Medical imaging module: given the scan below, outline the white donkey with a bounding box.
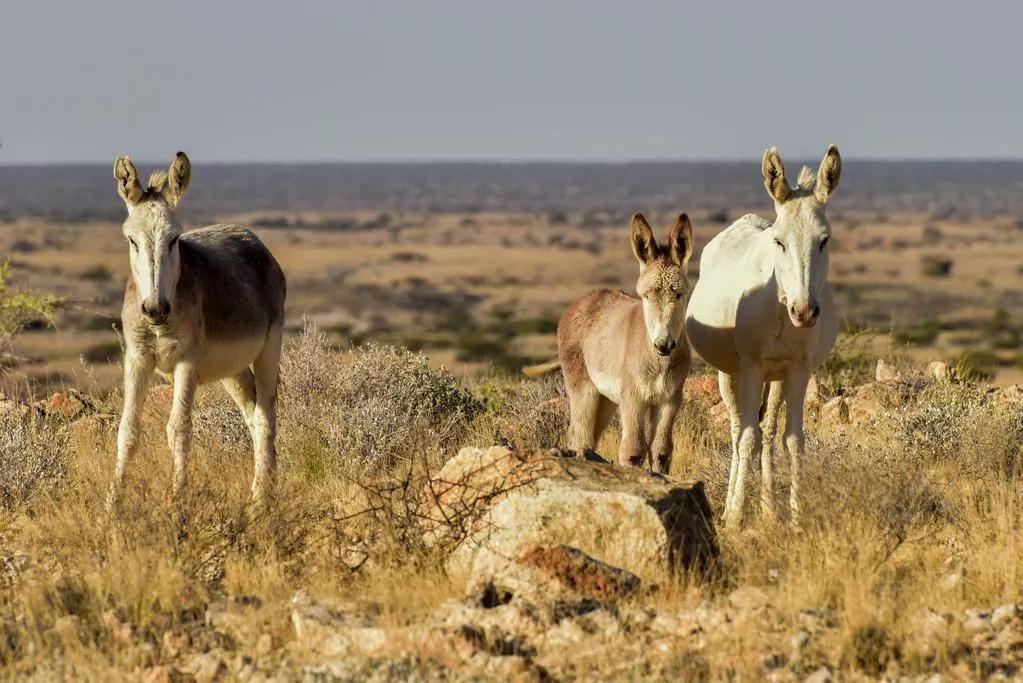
[685,145,841,528]
[109,152,286,508]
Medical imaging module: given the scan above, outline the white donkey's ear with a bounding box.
[815,144,841,203]
[630,212,658,265]
[163,151,191,207]
[762,147,790,203]
[113,156,144,207]
[668,213,694,269]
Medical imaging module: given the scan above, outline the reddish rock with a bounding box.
[517,544,640,602]
[686,374,721,410]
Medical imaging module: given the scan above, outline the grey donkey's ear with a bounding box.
[113,156,144,206]
[762,147,790,203]
[630,213,658,266]
[668,213,694,269]
[814,144,841,203]
[163,152,191,207]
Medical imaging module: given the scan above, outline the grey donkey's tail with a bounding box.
[522,359,561,377]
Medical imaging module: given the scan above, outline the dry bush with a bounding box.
[0,409,69,511]
[469,373,567,449]
[278,325,481,471]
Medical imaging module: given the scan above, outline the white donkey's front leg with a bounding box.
[782,367,811,527]
[759,381,784,521]
[723,361,764,530]
[167,360,198,500]
[109,351,155,511]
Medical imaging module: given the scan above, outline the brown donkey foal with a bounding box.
[526,213,694,472]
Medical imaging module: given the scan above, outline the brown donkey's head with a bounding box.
[113,152,192,324]
[630,212,694,356]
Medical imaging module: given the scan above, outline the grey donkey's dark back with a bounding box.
[178,225,286,341]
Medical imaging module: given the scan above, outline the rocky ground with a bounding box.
[2,356,1023,680]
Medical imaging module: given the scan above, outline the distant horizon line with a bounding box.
[5,156,1023,167]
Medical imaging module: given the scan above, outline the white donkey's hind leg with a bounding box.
[759,381,784,520]
[718,372,741,513]
[168,361,198,500]
[251,326,283,504]
[109,351,155,511]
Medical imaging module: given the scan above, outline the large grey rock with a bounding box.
[423,446,717,594]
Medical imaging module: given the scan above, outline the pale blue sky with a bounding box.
[2,0,1021,163]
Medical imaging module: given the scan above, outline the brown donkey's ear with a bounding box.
[668,213,694,268]
[814,144,841,203]
[163,152,191,207]
[762,147,791,203]
[113,156,144,206]
[630,213,658,265]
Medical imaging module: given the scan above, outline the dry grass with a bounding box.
[0,339,1021,678]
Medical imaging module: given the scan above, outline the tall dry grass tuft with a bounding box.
[0,408,69,512]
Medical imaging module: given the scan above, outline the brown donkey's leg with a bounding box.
[651,393,682,474]
[567,380,602,452]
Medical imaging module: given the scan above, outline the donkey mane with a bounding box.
[796,165,816,191]
[146,170,168,196]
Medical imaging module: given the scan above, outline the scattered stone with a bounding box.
[256,632,274,656]
[927,361,954,383]
[34,390,97,421]
[482,544,641,604]
[875,359,900,382]
[187,652,225,683]
[991,603,1018,630]
[143,666,172,683]
[727,586,769,611]
[962,609,991,635]
[804,666,832,683]
[820,396,849,425]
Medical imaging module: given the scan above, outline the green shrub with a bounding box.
[0,259,59,356]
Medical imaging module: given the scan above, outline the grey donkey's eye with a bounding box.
[169,235,180,249]
[820,236,830,251]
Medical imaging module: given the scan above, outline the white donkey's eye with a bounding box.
[128,238,138,250]
[774,239,786,252]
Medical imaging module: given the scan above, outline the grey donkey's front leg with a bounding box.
[650,394,683,474]
[108,351,155,511]
[167,361,198,500]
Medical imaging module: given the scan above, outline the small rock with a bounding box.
[189,653,224,683]
[728,586,769,611]
[804,666,832,683]
[791,629,811,655]
[144,666,172,683]
[820,396,849,425]
[991,603,1018,629]
[962,609,990,635]
[162,628,191,658]
[875,359,900,382]
[927,361,954,383]
[34,390,94,420]
[805,375,820,404]
[256,632,274,656]
[761,652,786,670]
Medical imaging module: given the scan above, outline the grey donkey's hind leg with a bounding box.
[759,380,784,520]
[222,369,258,446]
[250,326,283,504]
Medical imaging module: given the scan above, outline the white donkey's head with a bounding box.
[630,212,694,356]
[762,145,842,328]
[113,152,192,325]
